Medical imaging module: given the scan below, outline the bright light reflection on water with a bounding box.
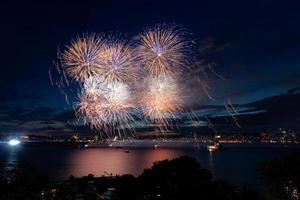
[0,144,299,190]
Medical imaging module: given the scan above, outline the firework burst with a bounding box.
[53,23,212,136]
[104,81,137,134]
[97,39,139,83]
[137,24,191,77]
[76,88,107,130]
[140,76,183,127]
[60,34,104,82]
[76,76,137,134]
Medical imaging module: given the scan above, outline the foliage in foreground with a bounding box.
[257,152,300,200]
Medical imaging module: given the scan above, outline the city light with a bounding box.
[8,139,21,146]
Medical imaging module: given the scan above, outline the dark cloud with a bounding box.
[0,105,73,135]
[0,106,56,123]
[1,88,300,135]
[207,89,300,132]
[30,126,73,134]
[51,110,76,122]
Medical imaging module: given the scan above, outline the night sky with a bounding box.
[1,0,300,135]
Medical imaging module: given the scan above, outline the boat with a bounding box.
[207,142,222,152]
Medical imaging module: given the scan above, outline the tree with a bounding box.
[137,156,263,200]
[257,152,300,200]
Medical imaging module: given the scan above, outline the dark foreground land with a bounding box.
[0,154,299,200]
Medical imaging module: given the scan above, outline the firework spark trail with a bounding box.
[48,69,54,86]
[198,78,215,101]
[224,99,241,128]
[137,24,192,78]
[227,98,238,114]
[185,111,201,128]
[205,116,218,134]
[60,34,105,82]
[50,60,74,106]
[62,69,70,87]
[64,93,70,105]
[207,63,226,81]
